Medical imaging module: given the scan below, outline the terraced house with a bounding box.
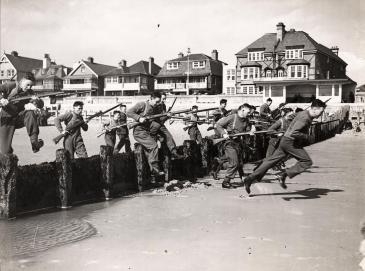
[63,57,116,96]
[103,57,161,96]
[0,51,42,84]
[155,50,225,95]
[32,54,72,93]
[235,22,356,104]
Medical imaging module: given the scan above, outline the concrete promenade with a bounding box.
[0,132,364,271]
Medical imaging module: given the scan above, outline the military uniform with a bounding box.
[186,113,202,144]
[216,113,250,183]
[259,103,271,120]
[245,110,314,186]
[54,111,88,159]
[0,82,42,154]
[103,114,131,154]
[127,101,160,172]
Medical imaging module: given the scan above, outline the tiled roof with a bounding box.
[287,59,310,65]
[236,31,346,65]
[240,61,262,67]
[5,53,42,72]
[83,60,116,76]
[102,61,161,77]
[157,54,224,77]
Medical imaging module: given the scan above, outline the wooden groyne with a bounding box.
[0,107,350,219]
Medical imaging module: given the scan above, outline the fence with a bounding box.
[0,106,350,219]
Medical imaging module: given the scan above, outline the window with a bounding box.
[297,66,302,77]
[0,70,4,77]
[192,61,205,69]
[271,86,283,97]
[318,85,332,96]
[167,62,179,70]
[303,66,307,78]
[7,70,11,76]
[290,66,295,77]
[105,77,111,83]
[285,49,303,59]
[278,70,283,77]
[80,66,85,73]
[266,70,271,78]
[241,85,259,95]
[248,51,264,61]
[289,65,308,78]
[242,68,248,79]
[264,86,270,97]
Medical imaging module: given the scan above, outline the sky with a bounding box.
[1,0,364,85]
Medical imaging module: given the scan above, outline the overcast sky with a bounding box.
[1,0,364,84]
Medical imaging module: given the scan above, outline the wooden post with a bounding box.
[100,145,114,200]
[55,149,72,209]
[0,154,18,219]
[183,140,197,182]
[161,144,171,183]
[134,143,150,192]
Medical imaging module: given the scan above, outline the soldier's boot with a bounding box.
[31,139,44,153]
[275,172,287,189]
[222,177,232,189]
[211,158,222,180]
[243,176,254,194]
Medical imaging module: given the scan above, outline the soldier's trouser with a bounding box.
[115,134,131,154]
[188,127,202,144]
[63,134,88,159]
[224,141,244,179]
[266,137,280,157]
[104,133,116,148]
[249,136,313,181]
[133,126,159,171]
[0,110,39,154]
[158,125,176,152]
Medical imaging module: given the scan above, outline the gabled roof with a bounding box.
[157,53,225,77]
[103,60,161,77]
[236,30,346,65]
[33,65,71,79]
[83,60,116,76]
[5,53,42,72]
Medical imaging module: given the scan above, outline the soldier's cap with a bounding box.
[311,99,327,108]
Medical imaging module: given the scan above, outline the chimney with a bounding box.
[87,57,94,63]
[276,22,286,42]
[43,53,51,69]
[119,59,127,68]
[331,46,339,56]
[11,51,18,57]
[211,49,218,60]
[149,57,154,74]
[178,52,184,58]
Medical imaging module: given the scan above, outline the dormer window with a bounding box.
[248,51,264,61]
[285,49,303,59]
[167,62,179,70]
[192,61,205,69]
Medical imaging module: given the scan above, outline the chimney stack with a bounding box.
[149,57,154,74]
[276,22,286,42]
[43,53,51,69]
[331,46,339,56]
[119,59,127,68]
[211,49,218,60]
[178,52,184,58]
[11,51,18,57]
[87,57,94,63]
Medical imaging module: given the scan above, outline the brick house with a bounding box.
[155,50,226,95]
[235,22,356,104]
[63,57,116,96]
[103,57,161,96]
[0,51,42,84]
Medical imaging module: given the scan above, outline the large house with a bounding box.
[103,57,161,96]
[63,57,116,96]
[0,51,42,84]
[155,50,226,95]
[222,65,237,95]
[32,54,72,93]
[235,22,356,104]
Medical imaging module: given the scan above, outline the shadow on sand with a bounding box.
[251,188,344,201]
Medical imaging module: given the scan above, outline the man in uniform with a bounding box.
[127,92,164,176]
[149,93,183,159]
[215,103,253,188]
[271,102,286,120]
[0,73,44,154]
[185,105,202,144]
[259,98,272,120]
[244,99,327,194]
[117,105,131,153]
[54,101,88,159]
[102,110,130,154]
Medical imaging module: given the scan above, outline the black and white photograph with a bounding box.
[0,0,364,270]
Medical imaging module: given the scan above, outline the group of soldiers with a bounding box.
[0,74,327,195]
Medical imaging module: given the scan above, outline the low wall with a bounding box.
[0,106,350,219]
